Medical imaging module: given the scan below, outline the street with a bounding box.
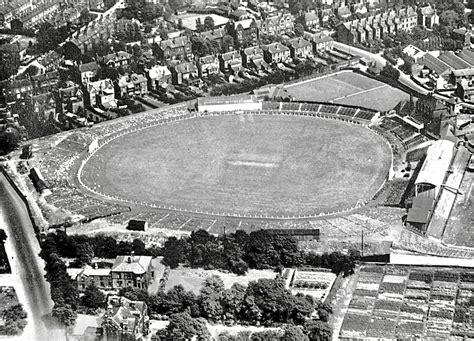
[0,173,64,341]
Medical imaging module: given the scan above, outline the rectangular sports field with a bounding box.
[285,71,409,112]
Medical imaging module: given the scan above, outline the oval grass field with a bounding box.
[81,114,392,217]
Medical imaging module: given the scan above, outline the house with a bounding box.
[67,314,102,341]
[171,62,199,85]
[79,62,98,86]
[417,4,439,29]
[103,51,132,68]
[103,296,149,341]
[32,93,56,121]
[86,79,116,109]
[198,27,226,47]
[287,37,313,59]
[451,68,474,85]
[116,74,148,99]
[197,55,220,78]
[8,78,33,100]
[262,42,290,64]
[336,22,357,45]
[59,82,84,117]
[219,50,243,74]
[147,65,172,90]
[156,36,193,63]
[31,71,59,95]
[110,254,154,290]
[259,12,294,37]
[76,267,112,291]
[452,28,474,46]
[403,44,426,64]
[310,33,334,52]
[299,11,320,32]
[227,19,259,47]
[396,6,417,33]
[241,46,267,70]
[456,79,474,103]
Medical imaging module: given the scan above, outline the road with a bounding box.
[0,172,64,341]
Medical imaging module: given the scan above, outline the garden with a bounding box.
[339,266,474,339]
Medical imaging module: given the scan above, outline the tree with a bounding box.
[204,16,215,31]
[283,324,309,341]
[2,304,27,335]
[198,275,225,321]
[380,63,400,81]
[222,35,235,52]
[62,42,82,62]
[0,49,20,81]
[305,320,332,341]
[52,304,77,327]
[168,0,184,10]
[440,10,459,29]
[0,229,6,243]
[81,284,106,309]
[163,237,188,268]
[158,312,210,340]
[79,9,92,25]
[23,64,39,77]
[118,287,148,302]
[295,23,305,37]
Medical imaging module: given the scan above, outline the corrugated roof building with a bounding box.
[415,139,455,199]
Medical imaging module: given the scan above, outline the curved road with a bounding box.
[0,173,64,341]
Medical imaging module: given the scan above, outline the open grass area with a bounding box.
[81,114,392,218]
[164,268,278,294]
[285,71,409,112]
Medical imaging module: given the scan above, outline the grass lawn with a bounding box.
[82,114,391,218]
[164,268,278,294]
[285,71,409,112]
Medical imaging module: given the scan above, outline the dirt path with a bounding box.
[328,266,360,340]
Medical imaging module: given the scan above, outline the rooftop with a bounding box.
[111,255,152,275]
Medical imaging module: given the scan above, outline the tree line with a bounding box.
[163,229,359,277]
[117,275,333,340]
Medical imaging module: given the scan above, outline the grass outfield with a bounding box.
[81,114,392,217]
[285,72,409,112]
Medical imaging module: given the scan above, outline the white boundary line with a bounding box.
[76,109,394,220]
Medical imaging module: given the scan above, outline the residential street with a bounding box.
[0,173,64,341]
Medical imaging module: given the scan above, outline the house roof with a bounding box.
[221,50,241,61]
[199,55,218,64]
[160,36,189,50]
[243,46,263,56]
[419,5,436,17]
[70,314,101,337]
[415,139,455,190]
[452,68,474,77]
[407,206,431,224]
[111,255,152,274]
[420,53,452,75]
[79,62,98,74]
[288,38,312,49]
[199,27,225,41]
[457,49,474,66]
[438,51,471,70]
[104,51,131,64]
[263,42,290,54]
[149,65,171,80]
[174,62,197,74]
[82,268,111,277]
[304,11,319,22]
[235,18,255,30]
